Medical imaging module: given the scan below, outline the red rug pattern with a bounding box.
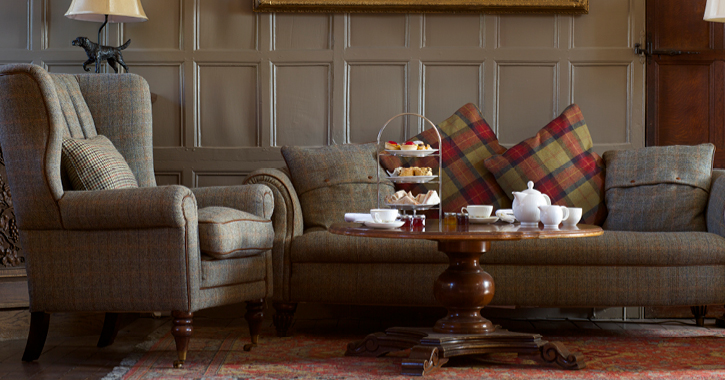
[119,324,725,379]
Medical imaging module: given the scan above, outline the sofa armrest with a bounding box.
[59,185,195,230]
[244,168,303,302]
[192,184,274,219]
[707,170,725,238]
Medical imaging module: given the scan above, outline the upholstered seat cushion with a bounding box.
[198,206,274,260]
[201,253,269,289]
[291,230,725,267]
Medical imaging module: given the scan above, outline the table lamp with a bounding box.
[65,0,148,73]
[705,0,725,22]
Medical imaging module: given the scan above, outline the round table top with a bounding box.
[329,222,603,242]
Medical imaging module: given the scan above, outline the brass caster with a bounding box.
[243,343,256,351]
[173,360,184,368]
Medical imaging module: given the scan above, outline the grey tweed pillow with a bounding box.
[603,144,715,232]
[61,135,139,190]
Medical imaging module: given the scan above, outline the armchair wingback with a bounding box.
[0,64,274,368]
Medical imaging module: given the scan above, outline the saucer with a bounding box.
[364,220,405,229]
[469,216,499,224]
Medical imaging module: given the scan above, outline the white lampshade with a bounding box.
[65,0,147,23]
[705,0,725,22]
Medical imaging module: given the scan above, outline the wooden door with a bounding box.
[646,0,725,167]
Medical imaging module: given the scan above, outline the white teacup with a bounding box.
[370,209,399,223]
[562,207,583,226]
[538,205,569,227]
[461,205,493,218]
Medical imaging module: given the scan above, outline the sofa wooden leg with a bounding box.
[97,312,121,348]
[171,311,193,368]
[244,299,265,351]
[691,305,708,327]
[22,312,50,362]
[273,302,297,337]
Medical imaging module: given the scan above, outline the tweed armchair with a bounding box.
[0,64,274,368]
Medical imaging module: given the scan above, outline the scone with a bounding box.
[400,167,415,176]
[385,141,400,150]
[400,141,418,151]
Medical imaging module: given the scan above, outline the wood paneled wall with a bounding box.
[0,0,644,188]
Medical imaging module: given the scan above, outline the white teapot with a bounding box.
[512,181,551,227]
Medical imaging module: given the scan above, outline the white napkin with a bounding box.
[496,209,516,224]
[344,213,373,223]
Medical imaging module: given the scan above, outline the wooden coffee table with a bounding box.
[329,221,603,376]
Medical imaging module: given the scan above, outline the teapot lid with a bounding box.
[520,181,541,195]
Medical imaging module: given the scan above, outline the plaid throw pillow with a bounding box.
[61,135,139,190]
[379,103,510,213]
[483,104,607,225]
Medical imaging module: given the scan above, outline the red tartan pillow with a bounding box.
[483,104,607,225]
[379,103,511,213]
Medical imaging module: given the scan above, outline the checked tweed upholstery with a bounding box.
[484,104,606,225]
[603,144,715,232]
[379,103,510,213]
[281,143,394,230]
[61,135,139,190]
[0,63,273,314]
[198,207,274,260]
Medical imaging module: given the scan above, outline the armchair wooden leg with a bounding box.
[244,299,265,351]
[22,312,50,362]
[171,311,193,368]
[691,305,708,327]
[97,313,121,348]
[273,302,297,337]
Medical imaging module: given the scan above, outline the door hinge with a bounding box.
[634,35,701,58]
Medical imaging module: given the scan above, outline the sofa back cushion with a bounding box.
[282,143,394,230]
[603,144,715,232]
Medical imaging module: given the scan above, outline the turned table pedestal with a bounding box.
[329,222,603,376]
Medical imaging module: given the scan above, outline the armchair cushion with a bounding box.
[198,207,274,260]
[61,135,138,190]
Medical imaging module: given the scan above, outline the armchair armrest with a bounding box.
[707,170,725,238]
[244,168,303,302]
[191,184,274,219]
[59,185,195,230]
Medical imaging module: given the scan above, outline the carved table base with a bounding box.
[346,327,584,376]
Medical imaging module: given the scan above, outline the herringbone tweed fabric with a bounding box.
[198,206,274,259]
[707,170,725,238]
[282,143,394,230]
[61,135,139,190]
[0,63,273,314]
[603,144,715,232]
[245,168,304,301]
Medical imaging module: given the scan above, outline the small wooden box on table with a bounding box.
[329,222,603,376]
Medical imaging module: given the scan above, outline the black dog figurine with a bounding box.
[71,37,131,74]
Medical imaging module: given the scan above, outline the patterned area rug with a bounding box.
[108,322,725,380]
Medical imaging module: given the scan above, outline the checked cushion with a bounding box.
[379,103,511,213]
[483,104,607,225]
[61,135,139,191]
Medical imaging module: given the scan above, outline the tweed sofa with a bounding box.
[245,156,725,336]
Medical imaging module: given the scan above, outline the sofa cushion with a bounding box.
[379,103,511,212]
[61,135,139,190]
[484,104,606,225]
[198,206,274,259]
[292,230,725,267]
[282,143,394,230]
[603,144,715,232]
[200,253,268,289]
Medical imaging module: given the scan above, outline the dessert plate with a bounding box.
[387,175,437,183]
[385,202,439,211]
[364,220,405,229]
[385,149,438,157]
[469,216,499,224]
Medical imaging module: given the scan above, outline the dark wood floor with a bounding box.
[0,304,718,380]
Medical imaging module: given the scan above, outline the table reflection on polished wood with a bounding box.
[329,221,603,376]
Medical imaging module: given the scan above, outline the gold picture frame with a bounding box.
[253,0,588,14]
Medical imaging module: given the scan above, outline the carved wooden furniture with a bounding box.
[0,64,274,368]
[329,222,602,376]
